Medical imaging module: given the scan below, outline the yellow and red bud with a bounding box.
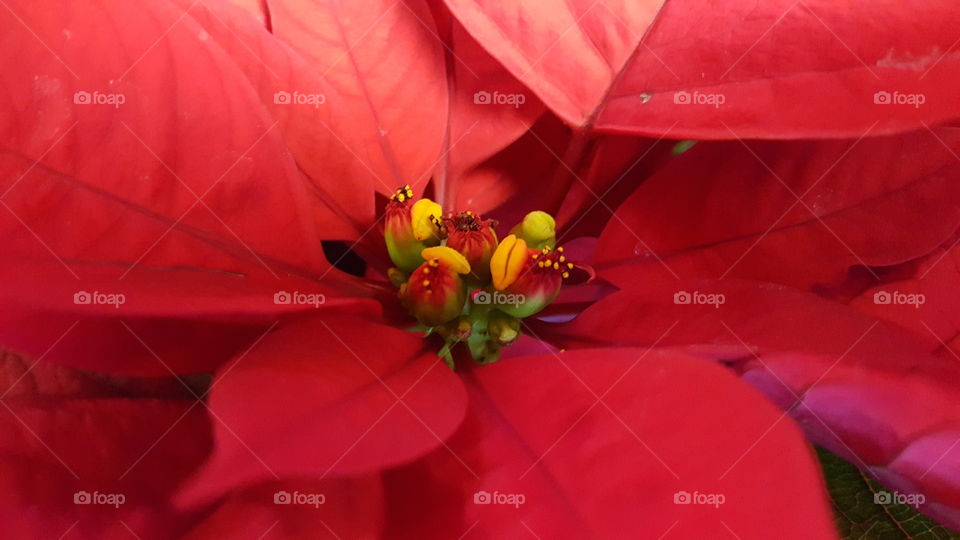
[385,186,443,271]
[401,246,470,327]
[442,211,498,282]
[488,235,569,318]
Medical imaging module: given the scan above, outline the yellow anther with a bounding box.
[559,255,566,263]
[421,246,471,274]
[392,185,416,203]
[411,198,442,241]
[490,234,528,290]
[567,262,574,269]
[562,272,570,278]
[553,262,560,270]
[422,267,430,274]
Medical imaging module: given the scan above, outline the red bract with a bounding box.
[595,130,960,288]
[0,349,211,538]
[2,0,959,537]
[444,0,960,138]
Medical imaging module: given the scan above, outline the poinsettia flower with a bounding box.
[3,0,960,537]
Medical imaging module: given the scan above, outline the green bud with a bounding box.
[509,210,555,250]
